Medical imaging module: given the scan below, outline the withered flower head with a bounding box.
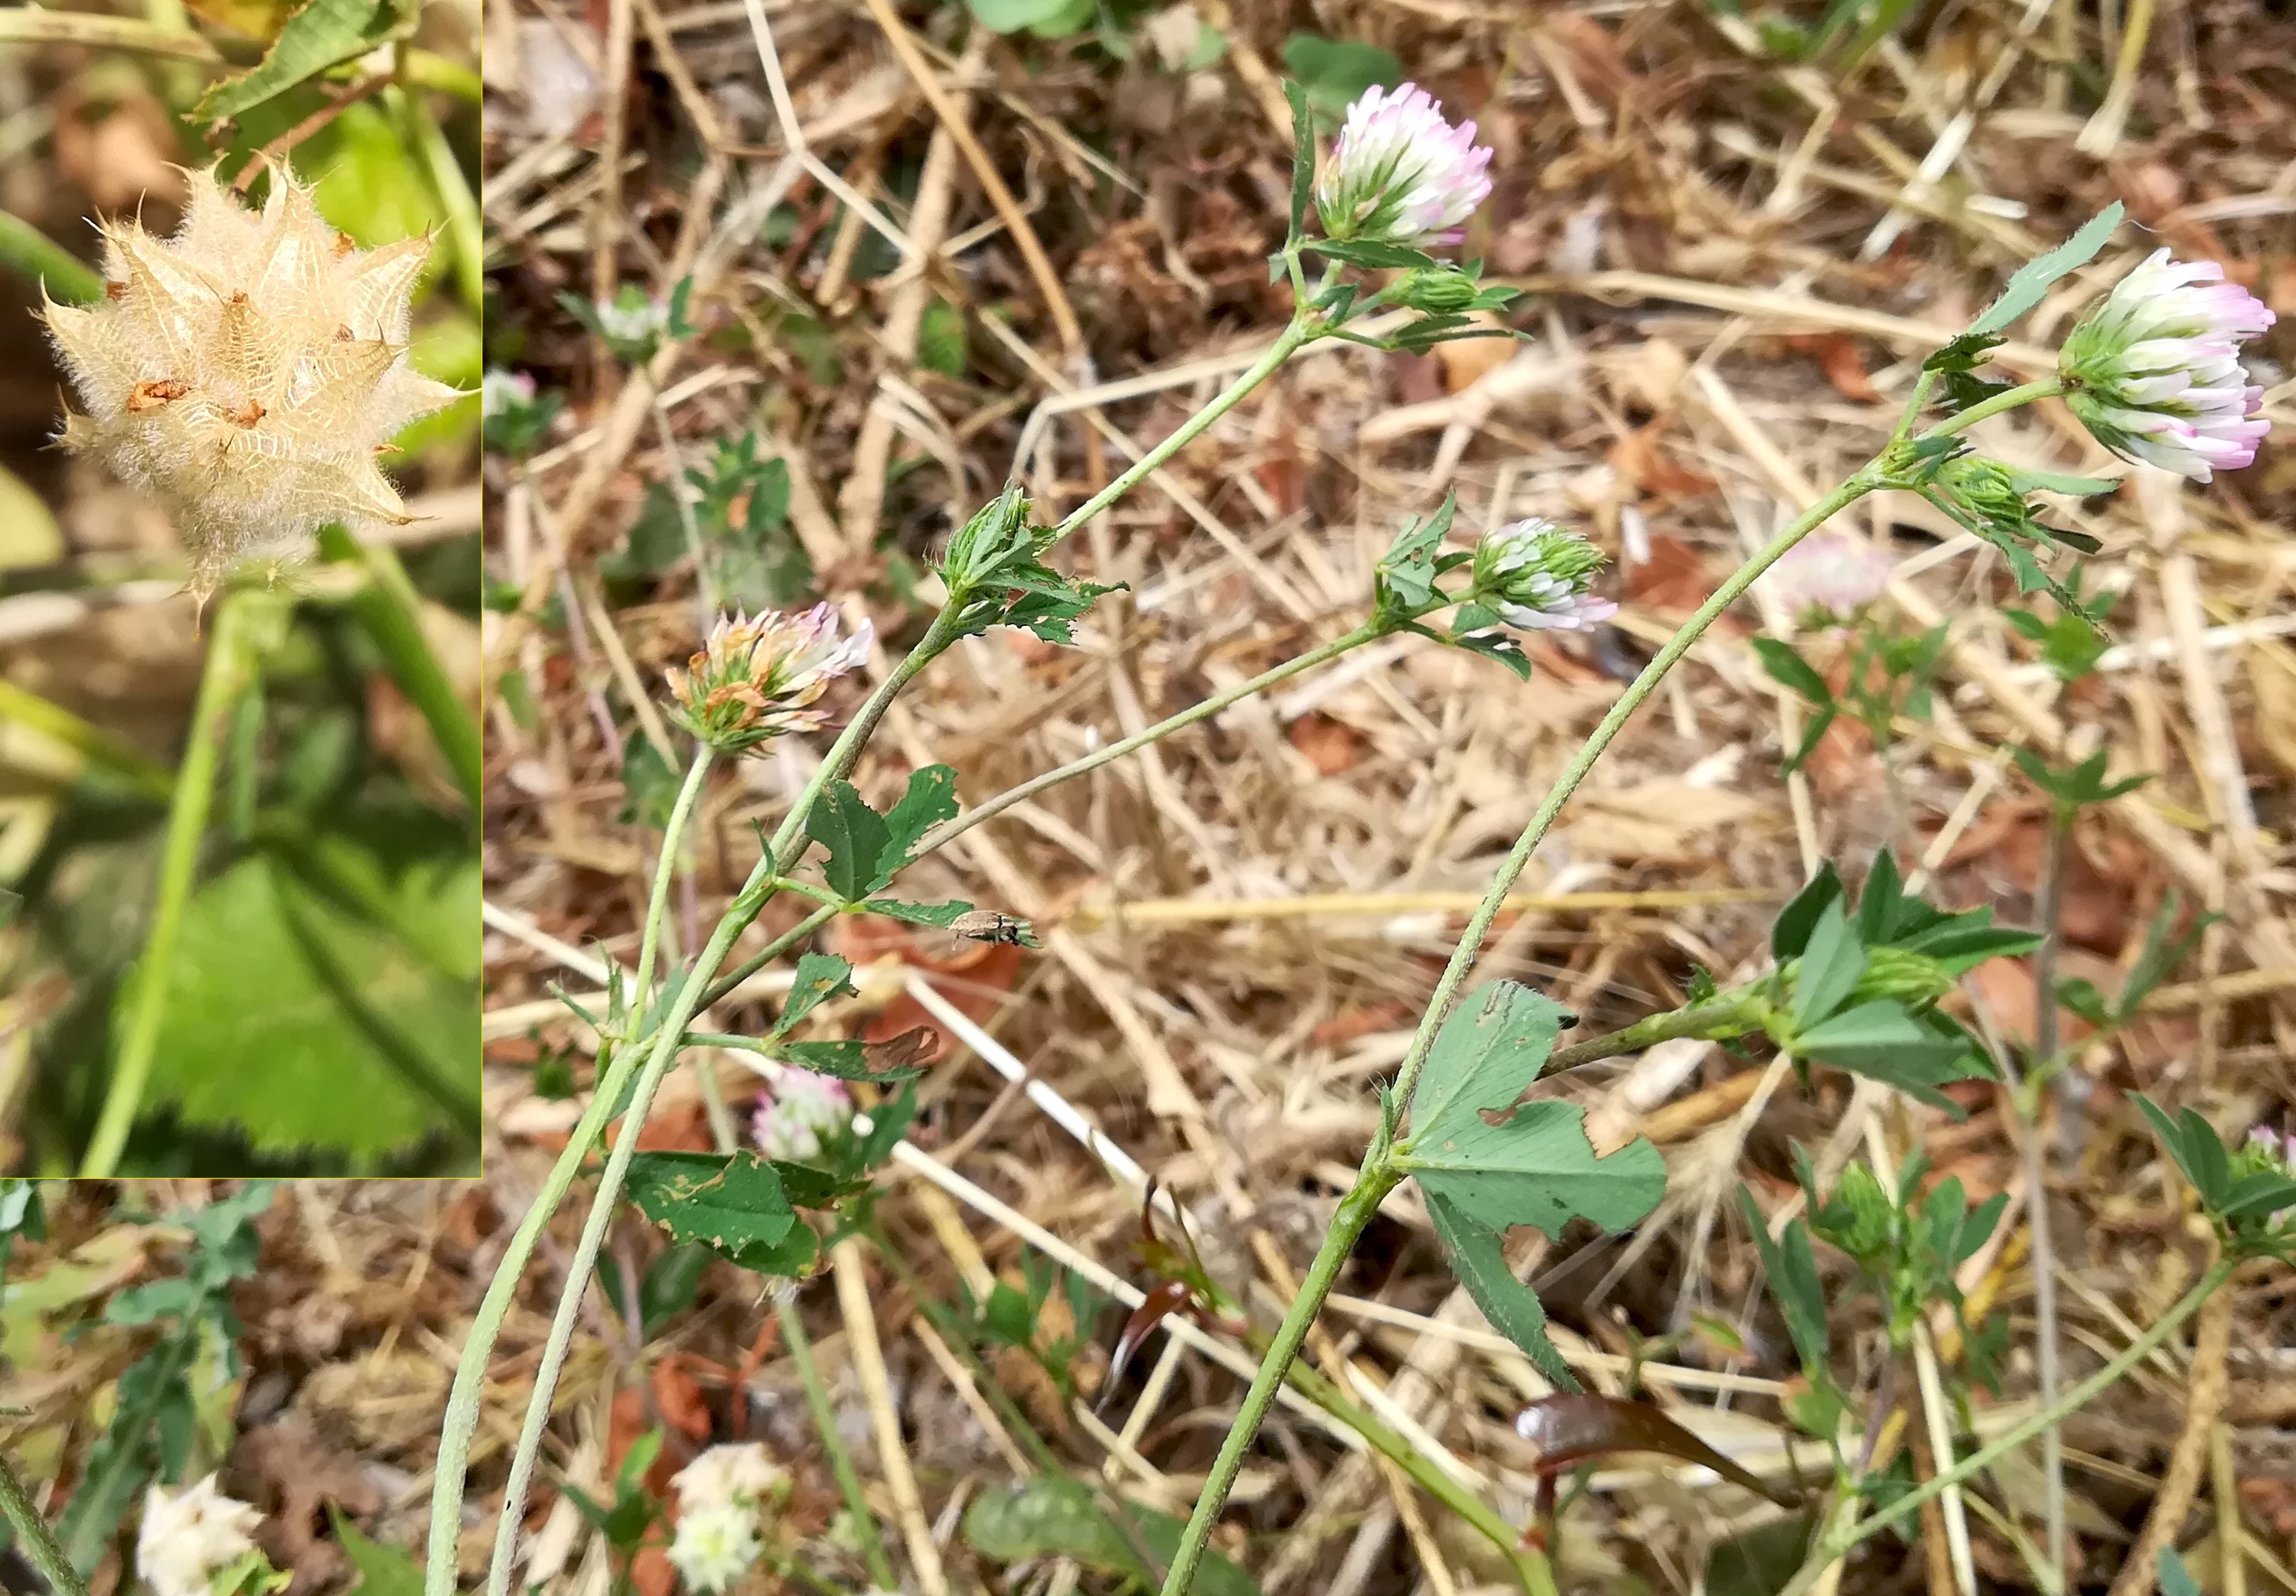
[664,602,874,754]
[41,162,465,591]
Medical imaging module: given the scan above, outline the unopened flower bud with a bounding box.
[2059,248,2274,481]
[1394,265,1480,312]
[664,603,873,754]
[1316,83,1493,248]
[940,485,1039,595]
[41,164,462,592]
[1468,519,1616,633]
[1848,945,1954,1008]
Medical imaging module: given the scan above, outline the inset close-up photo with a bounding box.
[0,0,482,1174]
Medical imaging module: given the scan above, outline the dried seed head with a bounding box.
[41,163,464,592]
[664,602,874,754]
[137,1475,263,1596]
[667,1502,765,1593]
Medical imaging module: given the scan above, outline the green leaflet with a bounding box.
[195,0,419,125]
[146,850,478,1164]
[1400,982,1666,1238]
[624,1151,818,1277]
[1397,981,1666,1382]
[964,1476,1259,1596]
[328,1509,422,1596]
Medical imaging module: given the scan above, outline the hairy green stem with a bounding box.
[1541,993,1767,1075]
[465,612,965,1596]
[0,1451,86,1596]
[919,616,1393,855]
[1917,378,2063,442]
[320,527,484,810]
[1779,1257,2236,1596]
[0,679,172,800]
[776,1295,900,1591]
[421,907,830,1594]
[2029,807,2069,1578]
[80,591,254,1177]
[482,894,823,1596]
[1155,466,1883,1596]
[455,750,719,1593]
[631,754,714,1017]
[1049,315,1316,546]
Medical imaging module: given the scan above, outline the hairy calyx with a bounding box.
[42,163,462,591]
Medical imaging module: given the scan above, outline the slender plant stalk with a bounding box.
[920,617,1391,854]
[394,78,484,313]
[1778,1258,2236,1596]
[80,591,254,1177]
[0,680,173,800]
[775,1295,900,1591]
[0,212,103,305]
[422,907,831,1594]
[2029,806,2069,1578]
[454,613,965,1596]
[320,526,483,809]
[1541,993,1766,1074]
[1049,314,1316,546]
[0,8,225,60]
[1153,465,1885,1596]
[1275,1351,1557,1594]
[0,1451,87,1596]
[631,754,714,1010]
[1919,379,2063,441]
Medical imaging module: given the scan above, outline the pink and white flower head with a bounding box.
[137,1475,263,1596]
[481,366,536,419]
[2059,248,2275,482]
[1469,518,1616,633]
[1315,83,1493,248]
[2249,1125,2296,1175]
[2244,1125,2296,1226]
[1762,531,1896,624]
[752,1068,854,1162]
[665,602,873,754]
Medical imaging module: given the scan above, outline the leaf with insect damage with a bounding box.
[624,1151,817,1276]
